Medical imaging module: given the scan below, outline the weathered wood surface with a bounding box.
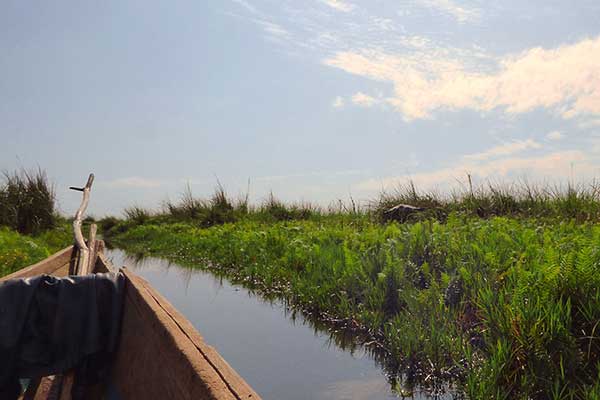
[70,174,94,275]
[83,223,98,275]
[6,248,75,400]
[0,246,75,282]
[22,375,62,400]
[111,268,260,400]
[5,244,98,400]
[93,248,112,273]
[7,245,261,400]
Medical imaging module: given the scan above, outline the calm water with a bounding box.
[106,249,445,400]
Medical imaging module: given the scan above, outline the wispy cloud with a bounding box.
[357,150,591,192]
[355,135,599,193]
[226,1,290,42]
[258,20,290,39]
[225,2,600,126]
[463,139,542,161]
[546,131,565,141]
[351,92,378,107]
[417,0,480,23]
[332,96,345,108]
[230,0,258,14]
[325,36,600,120]
[578,118,600,129]
[320,0,355,13]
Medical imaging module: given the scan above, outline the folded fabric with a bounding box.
[0,272,125,399]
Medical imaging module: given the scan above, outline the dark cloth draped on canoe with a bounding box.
[0,272,125,399]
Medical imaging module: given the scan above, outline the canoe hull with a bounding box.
[1,246,76,281]
[2,246,260,400]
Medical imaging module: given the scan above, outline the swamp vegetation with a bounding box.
[103,182,600,399]
[2,169,600,398]
[0,170,72,275]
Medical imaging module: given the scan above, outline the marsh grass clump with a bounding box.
[203,183,237,226]
[375,179,600,223]
[98,216,119,233]
[154,185,322,228]
[124,205,153,225]
[163,183,248,227]
[258,193,320,222]
[0,169,57,234]
[166,184,209,220]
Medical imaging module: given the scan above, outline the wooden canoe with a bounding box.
[1,244,261,400]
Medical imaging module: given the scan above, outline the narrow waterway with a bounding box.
[106,249,448,400]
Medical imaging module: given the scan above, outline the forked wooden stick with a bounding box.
[70,174,94,275]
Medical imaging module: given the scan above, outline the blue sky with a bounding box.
[1,1,600,216]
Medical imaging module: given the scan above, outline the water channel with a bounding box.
[106,249,450,400]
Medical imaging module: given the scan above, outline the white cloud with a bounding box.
[230,0,258,15]
[257,20,290,39]
[578,118,600,129]
[357,150,590,192]
[351,92,377,107]
[417,0,480,23]
[320,0,355,13]
[463,139,542,161]
[324,36,600,121]
[546,131,565,141]
[332,96,345,108]
[225,3,291,43]
[103,177,163,189]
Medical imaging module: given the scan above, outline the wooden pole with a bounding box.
[84,223,98,275]
[70,174,94,275]
[52,174,96,399]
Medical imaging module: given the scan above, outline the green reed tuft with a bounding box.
[0,169,57,234]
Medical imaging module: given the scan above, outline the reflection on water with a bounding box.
[106,249,454,400]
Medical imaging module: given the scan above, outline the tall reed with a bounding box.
[0,169,56,234]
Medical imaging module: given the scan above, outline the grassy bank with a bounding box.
[0,169,73,276]
[0,169,57,235]
[109,214,600,399]
[0,224,72,276]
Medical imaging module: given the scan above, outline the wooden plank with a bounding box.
[113,270,237,400]
[92,242,112,274]
[83,224,97,275]
[57,375,73,400]
[23,375,62,400]
[8,244,104,400]
[22,377,41,400]
[1,246,75,282]
[52,264,71,278]
[137,276,259,400]
[10,247,75,400]
[111,269,260,400]
[6,246,260,400]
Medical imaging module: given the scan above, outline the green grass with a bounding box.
[0,224,73,277]
[0,168,71,276]
[373,179,600,223]
[104,179,600,237]
[106,183,364,233]
[109,215,600,399]
[0,169,57,234]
